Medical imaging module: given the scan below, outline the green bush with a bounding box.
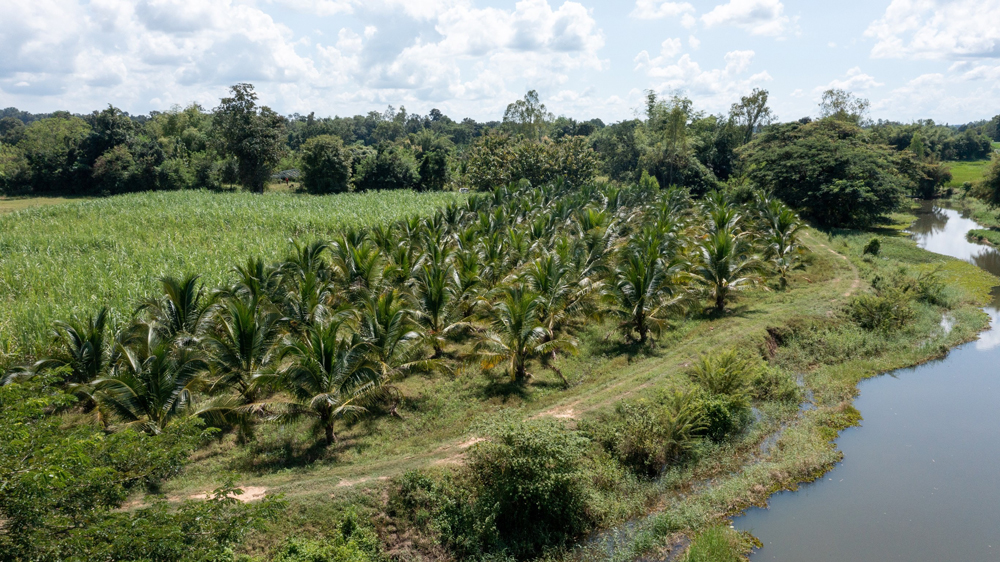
[465,417,592,559]
[272,511,383,562]
[863,237,881,256]
[847,277,915,331]
[588,390,705,477]
[750,366,801,403]
[301,135,352,194]
[688,350,754,396]
[696,394,752,443]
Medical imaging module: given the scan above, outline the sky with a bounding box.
[2,0,1000,124]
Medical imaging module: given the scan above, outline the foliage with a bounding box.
[271,511,384,562]
[972,155,1000,207]
[863,237,881,256]
[742,119,907,228]
[818,88,870,125]
[301,135,352,194]
[0,376,282,561]
[464,416,592,559]
[587,391,705,477]
[352,143,420,192]
[213,83,286,193]
[502,90,552,141]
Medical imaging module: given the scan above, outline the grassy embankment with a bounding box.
[139,210,994,560]
[0,189,461,366]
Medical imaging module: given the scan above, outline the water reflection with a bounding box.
[734,201,1000,561]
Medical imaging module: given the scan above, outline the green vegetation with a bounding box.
[0,189,460,362]
[5,90,1000,562]
[945,159,992,187]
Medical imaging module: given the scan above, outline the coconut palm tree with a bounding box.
[138,274,212,344]
[474,285,576,384]
[411,262,468,358]
[693,228,762,312]
[256,321,383,445]
[761,199,805,288]
[93,324,206,433]
[204,294,283,403]
[603,241,688,344]
[23,307,111,386]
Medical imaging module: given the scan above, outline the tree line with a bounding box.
[2,85,996,222]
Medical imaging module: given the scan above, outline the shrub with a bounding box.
[272,511,384,562]
[465,416,592,559]
[847,287,913,331]
[863,237,881,256]
[750,366,801,403]
[696,394,752,442]
[301,135,352,194]
[588,390,705,477]
[688,350,755,397]
[353,144,419,192]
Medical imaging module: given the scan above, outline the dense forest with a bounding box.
[2,84,997,227]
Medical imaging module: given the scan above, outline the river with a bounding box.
[733,202,1000,561]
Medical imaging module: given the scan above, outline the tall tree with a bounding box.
[213,83,285,193]
[819,88,870,126]
[503,90,553,140]
[729,88,774,145]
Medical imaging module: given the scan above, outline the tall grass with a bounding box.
[945,159,991,187]
[0,189,460,361]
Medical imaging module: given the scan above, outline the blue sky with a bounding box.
[2,0,999,124]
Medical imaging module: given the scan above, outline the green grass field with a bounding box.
[0,189,461,363]
[945,159,992,187]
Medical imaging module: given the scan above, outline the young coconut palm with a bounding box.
[693,228,762,312]
[411,262,468,358]
[761,199,806,289]
[603,241,688,344]
[256,321,383,445]
[138,274,212,344]
[474,285,577,384]
[205,294,283,403]
[17,307,111,387]
[93,323,206,434]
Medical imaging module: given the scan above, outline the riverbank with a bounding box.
[598,208,997,561]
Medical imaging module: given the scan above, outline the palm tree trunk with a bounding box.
[325,422,337,445]
[715,288,726,311]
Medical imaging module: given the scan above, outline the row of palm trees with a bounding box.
[4,179,805,446]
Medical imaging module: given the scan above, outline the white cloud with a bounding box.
[0,0,608,119]
[701,0,791,37]
[817,67,884,93]
[636,47,772,111]
[866,0,1000,59]
[630,0,695,20]
[688,35,701,50]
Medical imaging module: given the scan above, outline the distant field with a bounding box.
[0,196,95,213]
[0,189,460,362]
[993,141,1000,150]
[945,160,992,187]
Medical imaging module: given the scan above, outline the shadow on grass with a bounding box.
[475,378,530,402]
[227,432,332,475]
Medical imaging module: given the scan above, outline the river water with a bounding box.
[733,202,1000,561]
